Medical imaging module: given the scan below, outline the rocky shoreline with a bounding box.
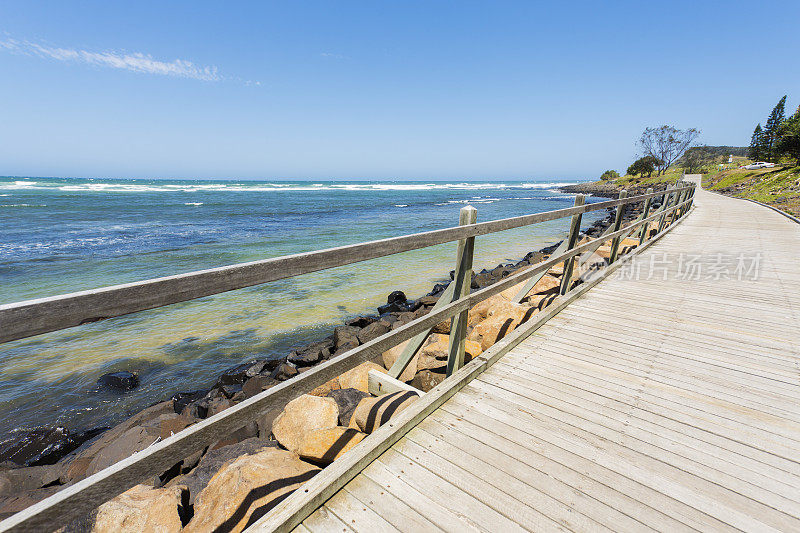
[560,180,670,198]
[0,201,650,531]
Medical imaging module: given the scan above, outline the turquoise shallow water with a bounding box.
[0,177,604,439]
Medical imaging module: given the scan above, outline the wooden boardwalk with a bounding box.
[285,183,800,532]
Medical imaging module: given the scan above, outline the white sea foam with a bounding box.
[184,202,204,206]
[394,204,409,208]
[0,179,581,193]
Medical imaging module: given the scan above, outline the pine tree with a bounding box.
[763,95,787,162]
[749,123,763,161]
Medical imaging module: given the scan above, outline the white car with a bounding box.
[743,162,775,170]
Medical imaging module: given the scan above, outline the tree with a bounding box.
[638,126,700,175]
[681,146,714,173]
[775,105,800,165]
[600,170,620,180]
[626,156,659,178]
[763,95,787,162]
[749,124,764,161]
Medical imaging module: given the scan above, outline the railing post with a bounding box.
[446,205,477,377]
[638,188,654,245]
[669,188,686,224]
[559,194,585,295]
[609,190,628,264]
[657,186,673,234]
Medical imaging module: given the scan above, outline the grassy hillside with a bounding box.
[702,165,800,217]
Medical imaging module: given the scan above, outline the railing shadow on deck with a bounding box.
[0,182,696,533]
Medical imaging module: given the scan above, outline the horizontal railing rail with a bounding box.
[0,184,695,533]
[0,187,684,345]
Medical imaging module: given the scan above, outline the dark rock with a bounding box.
[261,355,287,373]
[387,290,407,304]
[428,282,449,296]
[0,485,62,521]
[217,360,267,386]
[97,371,139,392]
[171,390,209,415]
[211,383,242,400]
[326,388,370,426]
[333,326,361,352]
[180,438,278,504]
[287,338,333,367]
[472,270,496,288]
[417,295,439,307]
[242,375,278,398]
[0,463,64,497]
[356,321,391,344]
[0,426,105,467]
[269,362,299,381]
[346,316,376,328]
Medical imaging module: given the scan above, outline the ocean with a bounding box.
[0,177,604,440]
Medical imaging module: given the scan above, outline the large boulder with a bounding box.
[356,321,391,344]
[381,339,417,382]
[297,427,367,465]
[170,390,208,414]
[338,362,387,393]
[0,463,64,497]
[468,301,534,351]
[269,362,298,382]
[242,375,278,398]
[97,371,139,392]
[499,274,560,301]
[467,294,509,327]
[179,438,277,504]
[410,369,446,392]
[326,388,369,426]
[352,390,420,434]
[92,484,186,533]
[333,326,361,353]
[271,395,339,453]
[0,426,105,467]
[287,338,334,367]
[185,448,319,533]
[217,361,267,387]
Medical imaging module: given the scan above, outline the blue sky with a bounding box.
[1,1,798,180]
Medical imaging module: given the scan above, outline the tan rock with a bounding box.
[93,484,185,533]
[353,390,420,433]
[526,293,557,310]
[186,448,319,533]
[468,294,508,326]
[271,395,338,453]
[410,369,446,392]
[308,376,341,397]
[499,273,560,301]
[381,339,417,382]
[297,426,367,464]
[338,362,386,393]
[468,311,526,351]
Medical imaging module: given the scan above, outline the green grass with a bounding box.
[702,165,800,216]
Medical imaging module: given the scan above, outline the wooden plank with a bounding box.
[558,194,585,295]
[608,189,628,263]
[367,370,421,397]
[447,206,477,376]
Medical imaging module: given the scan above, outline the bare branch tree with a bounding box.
[638,126,700,175]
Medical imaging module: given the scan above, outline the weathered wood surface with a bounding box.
[1,190,680,345]
[282,179,800,532]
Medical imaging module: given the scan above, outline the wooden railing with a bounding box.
[0,182,696,532]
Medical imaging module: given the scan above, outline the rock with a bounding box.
[468,311,528,351]
[0,426,105,467]
[416,295,439,307]
[180,438,278,504]
[356,321,391,344]
[338,362,387,393]
[387,290,407,304]
[186,448,319,533]
[288,339,334,367]
[333,326,361,353]
[211,383,243,400]
[526,293,558,310]
[428,282,449,296]
[308,376,341,397]
[432,319,451,334]
[326,388,370,426]
[205,397,235,418]
[271,395,339,453]
[346,316,376,328]
[0,463,64,497]
[269,362,298,381]
[93,484,186,533]
[242,375,278,398]
[297,427,367,465]
[158,414,194,440]
[0,485,61,521]
[170,390,208,415]
[97,371,139,392]
[467,294,509,327]
[499,274,560,300]
[352,390,420,433]
[210,422,260,451]
[472,270,496,288]
[63,402,174,482]
[411,370,446,392]
[381,339,417,382]
[217,361,266,386]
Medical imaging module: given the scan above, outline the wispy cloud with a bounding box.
[320,52,349,60]
[1,38,222,81]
